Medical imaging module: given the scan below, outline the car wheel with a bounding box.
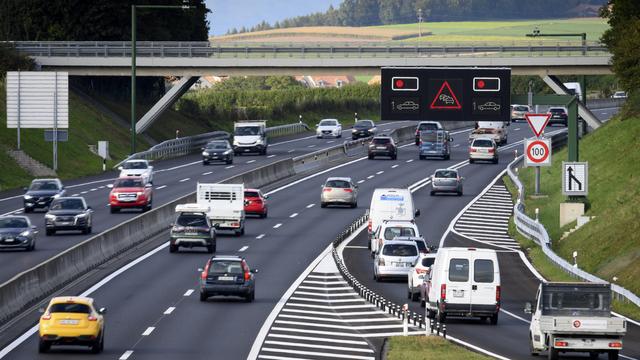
[169,244,178,253]
[392,154,397,160]
[320,202,327,208]
[437,308,446,324]
[493,157,499,164]
[445,154,450,160]
[85,226,92,234]
[430,191,435,196]
[608,350,619,360]
[46,229,54,236]
[489,312,499,325]
[38,339,50,353]
[202,161,209,165]
[457,191,463,196]
[24,207,32,213]
[411,291,420,302]
[207,243,214,254]
[110,207,119,214]
[246,291,255,303]
[419,155,425,160]
[28,241,35,251]
[226,159,233,165]
[469,158,475,164]
[337,134,342,138]
[368,154,374,160]
[91,334,102,354]
[199,292,207,302]
[351,201,357,208]
[529,333,539,356]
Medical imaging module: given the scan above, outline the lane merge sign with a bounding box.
[562,162,588,196]
[525,137,552,167]
[525,113,551,137]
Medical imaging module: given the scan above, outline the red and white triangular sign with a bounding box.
[430,81,462,110]
[525,113,551,137]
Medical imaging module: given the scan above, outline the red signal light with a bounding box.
[395,79,405,88]
[477,80,485,89]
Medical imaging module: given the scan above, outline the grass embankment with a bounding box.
[386,336,492,360]
[501,116,640,320]
[212,26,420,43]
[0,81,147,191]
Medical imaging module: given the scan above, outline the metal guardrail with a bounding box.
[265,122,310,137]
[506,144,640,307]
[9,40,610,58]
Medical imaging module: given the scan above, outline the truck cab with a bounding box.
[233,121,268,155]
[525,282,626,360]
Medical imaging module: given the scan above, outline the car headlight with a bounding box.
[136,192,143,196]
[23,195,32,200]
[45,214,56,220]
[52,194,61,199]
[76,213,87,218]
[223,150,232,155]
[255,138,263,145]
[20,230,30,237]
[202,151,209,156]
[352,129,357,133]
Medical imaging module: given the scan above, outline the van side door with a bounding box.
[469,256,498,313]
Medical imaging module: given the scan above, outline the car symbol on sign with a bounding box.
[397,101,420,111]
[478,101,501,111]
[439,94,455,105]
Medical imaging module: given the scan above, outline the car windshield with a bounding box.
[549,108,566,114]
[418,123,438,131]
[50,199,84,210]
[514,106,529,111]
[384,227,416,240]
[319,120,337,126]
[382,244,418,257]
[207,142,229,150]
[114,178,144,188]
[176,214,207,227]
[421,257,435,267]
[413,240,427,253]
[29,181,60,191]
[472,139,494,148]
[244,191,260,198]
[208,260,244,275]
[235,126,261,136]
[355,121,373,128]
[49,303,91,314]
[435,170,457,179]
[541,287,611,316]
[122,161,147,170]
[0,218,28,228]
[373,138,391,145]
[474,128,496,134]
[325,180,351,188]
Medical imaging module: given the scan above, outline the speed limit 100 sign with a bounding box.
[525,138,552,167]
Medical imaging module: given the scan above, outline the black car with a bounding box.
[202,140,233,165]
[45,197,93,236]
[23,178,65,213]
[0,216,37,251]
[351,120,377,140]
[199,255,257,302]
[368,136,397,160]
[548,107,568,126]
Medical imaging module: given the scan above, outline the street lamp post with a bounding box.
[131,3,193,154]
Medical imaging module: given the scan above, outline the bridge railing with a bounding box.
[9,40,609,58]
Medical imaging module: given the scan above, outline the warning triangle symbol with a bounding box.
[430,81,462,110]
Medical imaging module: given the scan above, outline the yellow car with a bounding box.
[38,296,106,353]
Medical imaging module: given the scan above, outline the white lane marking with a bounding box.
[514,127,521,131]
[287,149,295,153]
[453,144,460,147]
[225,165,235,169]
[179,178,190,182]
[202,171,213,175]
[71,193,80,197]
[357,180,365,184]
[263,340,374,354]
[154,160,200,173]
[406,159,413,163]
[90,188,97,191]
[289,213,298,218]
[119,350,134,360]
[81,191,88,194]
[183,289,194,297]
[256,234,265,240]
[391,164,399,168]
[259,347,375,359]
[366,175,374,179]
[164,307,175,315]
[247,160,256,164]
[344,245,368,249]
[296,286,353,291]
[273,223,282,229]
[141,327,155,336]
[156,185,167,190]
[98,186,105,189]
[239,246,249,252]
[266,335,368,346]
[267,155,276,158]
[308,145,316,148]
[327,140,335,144]
[306,204,315,209]
[376,171,384,175]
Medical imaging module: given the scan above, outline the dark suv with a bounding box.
[202,140,233,165]
[45,197,93,236]
[199,255,257,302]
[351,120,377,140]
[547,107,568,126]
[23,178,65,213]
[170,206,216,253]
[368,136,397,160]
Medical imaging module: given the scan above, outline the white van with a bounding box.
[424,247,500,324]
[368,188,420,253]
[563,82,583,102]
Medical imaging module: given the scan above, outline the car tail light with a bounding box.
[41,314,51,320]
[231,222,239,227]
[378,257,385,266]
[88,315,98,321]
[323,188,332,192]
[368,219,372,233]
[416,268,429,274]
[343,188,353,193]
[440,284,446,301]
[470,147,476,152]
[609,342,622,348]
[496,285,501,304]
[253,199,262,204]
[201,261,210,280]
[244,271,251,281]
[554,341,568,347]
[488,148,495,153]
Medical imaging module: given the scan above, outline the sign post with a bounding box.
[562,162,588,197]
[524,113,552,195]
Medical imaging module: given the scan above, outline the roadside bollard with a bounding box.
[402,304,409,336]
[442,323,447,338]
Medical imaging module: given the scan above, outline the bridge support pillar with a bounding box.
[135,76,199,134]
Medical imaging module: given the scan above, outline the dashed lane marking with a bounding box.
[179,178,190,182]
[119,351,133,360]
[141,327,155,336]
[273,223,282,229]
[306,204,315,209]
[290,213,298,218]
[183,289,194,297]
[163,307,175,315]
[239,246,249,252]
[256,234,266,239]
[156,185,167,190]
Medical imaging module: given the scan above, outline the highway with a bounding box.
[1,106,634,360]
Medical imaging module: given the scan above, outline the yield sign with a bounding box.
[430,81,462,110]
[525,113,551,137]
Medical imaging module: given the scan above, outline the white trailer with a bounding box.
[196,183,245,236]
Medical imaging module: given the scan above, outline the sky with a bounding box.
[206,0,342,36]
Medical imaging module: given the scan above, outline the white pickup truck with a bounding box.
[196,183,245,236]
[525,282,626,360]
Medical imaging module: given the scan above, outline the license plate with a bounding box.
[38,202,47,205]
[453,290,464,297]
[4,238,14,243]
[185,233,199,236]
[59,319,79,325]
[61,222,72,226]
[418,275,424,280]
[480,149,487,153]
[392,262,405,267]
[218,276,235,281]
[376,146,386,150]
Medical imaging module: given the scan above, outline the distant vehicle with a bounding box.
[0,216,37,251]
[38,296,106,353]
[418,130,451,160]
[611,91,627,99]
[233,121,268,155]
[563,82,583,102]
[108,177,153,213]
[430,169,463,196]
[170,203,216,253]
[547,107,568,126]
[202,140,233,165]
[511,104,531,122]
[409,252,436,301]
[351,120,377,140]
[439,94,455,104]
[368,136,397,160]
[370,220,420,258]
[525,282,626,360]
[469,128,506,146]
[244,189,268,218]
[424,247,501,324]
[23,178,65,213]
[469,138,499,164]
[395,236,430,256]
[321,177,358,208]
[45,197,93,236]
[478,101,501,111]
[415,121,444,145]
[368,188,419,253]
[373,239,419,282]
[199,255,257,302]
[118,159,153,184]
[316,119,342,138]
[197,183,245,236]
[397,101,420,111]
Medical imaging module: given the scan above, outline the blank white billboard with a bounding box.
[6,72,68,129]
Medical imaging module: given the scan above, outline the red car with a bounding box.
[244,189,268,218]
[108,177,153,213]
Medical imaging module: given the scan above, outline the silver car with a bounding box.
[320,177,358,208]
[430,169,463,196]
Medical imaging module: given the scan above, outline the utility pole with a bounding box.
[417,8,423,40]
